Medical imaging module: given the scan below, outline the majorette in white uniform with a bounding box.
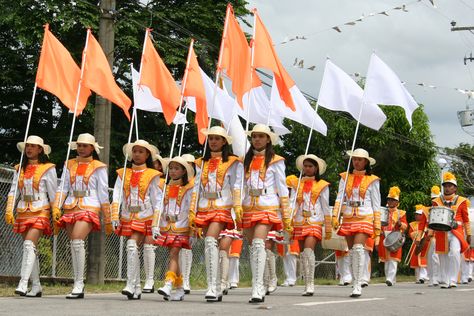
[53,133,111,299]
[112,140,162,300]
[6,136,57,297]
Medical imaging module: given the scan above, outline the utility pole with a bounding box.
[87,0,115,285]
[451,22,474,64]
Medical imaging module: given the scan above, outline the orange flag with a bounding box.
[35,24,91,115]
[139,29,181,125]
[252,10,296,111]
[182,42,208,144]
[218,4,256,108]
[82,30,131,120]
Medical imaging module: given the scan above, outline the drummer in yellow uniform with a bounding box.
[378,186,407,286]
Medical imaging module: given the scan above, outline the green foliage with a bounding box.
[445,143,474,196]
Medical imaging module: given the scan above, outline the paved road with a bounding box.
[1,282,473,315]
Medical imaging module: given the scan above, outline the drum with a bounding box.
[428,206,454,231]
[380,207,389,227]
[322,229,348,251]
[383,231,406,252]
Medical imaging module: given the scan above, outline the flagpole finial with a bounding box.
[326,55,330,60]
[44,23,49,30]
[251,8,258,14]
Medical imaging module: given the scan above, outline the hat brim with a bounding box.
[70,141,103,154]
[442,180,457,186]
[346,150,376,166]
[17,142,51,156]
[296,154,327,175]
[246,130,278,145]
[123,143,159,162]
[167,157,195,180]
[201,129,233,145]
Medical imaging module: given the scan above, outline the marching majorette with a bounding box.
[6,136,57,297]
[378,187,407,286]
[241,124,292,303]
[408,205,430,284]
[112,140,162,299]
[432,172,471,288]
[139,153,168,294]
[332,148,381,298]
[287,154,331,296]
[461,200,473,284]
[152,156,195,301]
[53,133,111,299]
[179,153,195,295]
[192,126,243,302]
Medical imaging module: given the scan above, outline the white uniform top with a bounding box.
[9,163,57,212]
[290,180,330,225]
[112,167,162,221]
[159,181,193,232]
[335,173,381,218]
[56,159,109,211]
[194,156,243,211]
[243,155,289,210]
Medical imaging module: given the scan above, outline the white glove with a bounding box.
[152,226,161,240]
[112,220,120,230]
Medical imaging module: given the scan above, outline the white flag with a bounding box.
[223,114,249,157]
[364,53,419,127]
[132,68,186,124]
[317,59,386,130]
[236,86,290,136]
[271,79,327,136]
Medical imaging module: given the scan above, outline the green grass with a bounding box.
[0,275,418,297]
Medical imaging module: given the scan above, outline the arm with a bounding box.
[52,166,70,222]
[231,161,244,225]
[370,180,382,244]
[332,177,345,228]
[320,186,332,239]
[5,169,20,225]
[274,161,292,232]
[95,167,111,234]
[111,176,123,225]
[45,167,58,207]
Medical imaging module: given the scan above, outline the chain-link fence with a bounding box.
[0,165,336,285]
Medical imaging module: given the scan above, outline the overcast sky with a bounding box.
[242,0,474,148]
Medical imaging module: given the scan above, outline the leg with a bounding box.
[219,236,232,295]
[385,260,398,285]
[447,233,461,288]
[361,250,371,287]
[179,247,193,294]
[169,247,185,301]
[264,240,277,294]
[350,233,368,298]
[204,222,225,302]
[342,254,353,285]
[122,237,140,299]
[15,228,42,296]
[249,224,271,303]
[66,221,92,299]
[228,256,240,288]
[302,237,317,296]
[142,238,157,293]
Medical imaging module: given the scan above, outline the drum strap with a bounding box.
[441,195,458,208]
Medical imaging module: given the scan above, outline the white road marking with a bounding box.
[456,288,474,292]
[294,297,385,306]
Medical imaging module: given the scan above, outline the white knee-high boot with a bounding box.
[204,237,220,301]
[219,250,230,295]
[122,239,139,299]
[26,253,42,297]
[350,244,364,298]
[142,244,156,293]
[302,248,315,296]
[180,248,193,294]
[66,239,85,299]
[15,240,36,296]
[250,238,266,303]
[266,249,277,294]
[229,257,240,288]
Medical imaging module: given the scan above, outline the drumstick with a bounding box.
[404,240,416,266]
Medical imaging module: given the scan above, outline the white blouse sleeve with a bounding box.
[95,167,110,205]
[273,160,289,198]
[44,167,58,203]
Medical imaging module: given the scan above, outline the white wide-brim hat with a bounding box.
[70,133,103,154]
[17,135,51,156]
[181,154,196,164]
[153,154,169,171]
[201,126,232,145]
[123,140,159,161]
[167,156,195,179]
[246,124,278,144]
[346,148,376,166]
[296,154,327,175]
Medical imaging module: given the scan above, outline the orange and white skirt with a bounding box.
[57,209,101,231]
[219,229,243,239]
[115,219,153,237]
[337,220,373,237]
[155,233,191,249]
[292,224,322,241]
[242,209,282,231]
[195,209,234,230]
[14,211,51,235]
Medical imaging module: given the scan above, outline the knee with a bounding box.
[127,239,138,252]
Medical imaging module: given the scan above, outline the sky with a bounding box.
[242,0,474,148]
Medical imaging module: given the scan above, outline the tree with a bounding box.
[445,143,474,196]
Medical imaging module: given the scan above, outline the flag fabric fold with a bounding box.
[82,30,131,120]
[218,4,253,108]
[364,53,418,127]
[182,44,208,144]
[131,68,186,124]
[139,30,181,125]
[271,79,327,136]
[252,10,296,111]
[35,25,90,115]
[317,59,387,130]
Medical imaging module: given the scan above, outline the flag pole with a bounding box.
[191,4,232,214]
[56,28,91,211]
[115,28,149,214]
[176,39,195,157]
